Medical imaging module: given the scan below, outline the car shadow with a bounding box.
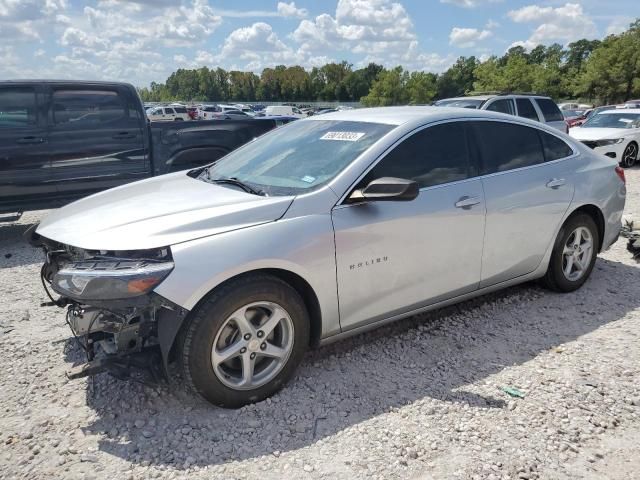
[75,256,639,469]
[0,219,43,268]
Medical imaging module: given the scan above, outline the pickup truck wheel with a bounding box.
[541,213,599,292]
[179,274,309,408]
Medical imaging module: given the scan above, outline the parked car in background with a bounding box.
[264,105,307,118]
[569,108,640,167]
[147,105,190,122]
[623,100,640,108]
[573,105,620,127]
[186,106,198,120]
[434,94,567,132]
[0,80,289,214]
[232,104,257,116]
[32,106,625,408]
[563,109,586,128]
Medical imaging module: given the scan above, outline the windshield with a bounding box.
[582,112,640,129]
[433,98,484,109]
[562,109,584,118]
[204,120,394,196]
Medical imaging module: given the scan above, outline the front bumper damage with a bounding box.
[27,225,189,383]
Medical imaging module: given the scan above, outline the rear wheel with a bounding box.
[541,213,599,292]
[179,274,309,408]
[621,142,638,168]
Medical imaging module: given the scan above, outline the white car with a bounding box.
[264,105,307,118]
[233,104,256,116]
[147,106,190,122]
[569,108,640,168]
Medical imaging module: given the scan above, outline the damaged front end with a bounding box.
[27,225,188,382]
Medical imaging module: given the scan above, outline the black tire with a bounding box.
[620,142,638,168]
[179,274,309,408]
[541,213,599,292]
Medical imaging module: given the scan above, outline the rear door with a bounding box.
[515,98,541,123]
[0,84,52,212]
[470,120,575,287]
[485,98,515,116]
[46,84,148,198]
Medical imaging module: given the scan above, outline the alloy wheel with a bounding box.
[622,143,637,168]
[211,301,294,390]
[561,226,594,282]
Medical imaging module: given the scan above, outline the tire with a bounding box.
[620,142,638,168]
[541,213,599,292]
[179,274,310,408]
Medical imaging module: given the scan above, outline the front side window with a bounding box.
[471,121,544,174]
[164,108,175,115]
[516,98,539,121]
[486,99,515,115]
[173,107,187,113]
[204,120,394,196]
[361,122,472,189]
[52,89,126,125]
[535,98,564,122]
[0,88,37,127]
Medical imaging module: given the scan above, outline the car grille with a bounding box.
[581,141,598,149]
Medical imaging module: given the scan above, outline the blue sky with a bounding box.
[0,0,638,86]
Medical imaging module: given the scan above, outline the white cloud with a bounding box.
[485,19,499,29]
[606,16,634,35]
[277,1,307,19]
[449,27,492,47]
[507,3,596,45]
[440,0,502,8]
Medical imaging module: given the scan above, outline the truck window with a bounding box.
[52,89,126,125]
[0,88,37,127]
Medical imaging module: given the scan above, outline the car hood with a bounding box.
[36,171,294,251]
[569,127,627,141]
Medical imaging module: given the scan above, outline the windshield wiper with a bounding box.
[210,176,265,196]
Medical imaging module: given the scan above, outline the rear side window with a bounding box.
[0,88,37,127]
[164,108,175,115]
[471,121,544,174]
[486,99,515,115]
[173,107,187,113]
[535,98,564,122]
[540,131,574,161]
[516,98,539,121]
[52,90,126,125]
[363,122,472,189]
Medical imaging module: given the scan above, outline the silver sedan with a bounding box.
[34,107,626,407]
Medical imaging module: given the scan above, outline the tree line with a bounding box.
[139,19,640,106]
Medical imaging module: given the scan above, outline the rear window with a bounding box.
[516,99,539,121]
[540,131,574,161]
[471,121,544,174]
[52,89,126,125]
[535,98,564,122]
[0,88,37,127]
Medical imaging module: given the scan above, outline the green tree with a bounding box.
[436,56,478,98]
[361,66,409,106]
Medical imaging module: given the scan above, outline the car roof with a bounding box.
[306,106,540,126]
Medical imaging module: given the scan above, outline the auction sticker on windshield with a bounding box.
[321,131,366,141]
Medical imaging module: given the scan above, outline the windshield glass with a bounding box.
[562,109,584,118]
[433,99,484,109]
[204,120,394,196]
[582,112,640,129]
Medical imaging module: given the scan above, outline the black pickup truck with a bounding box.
[0,80,291,214]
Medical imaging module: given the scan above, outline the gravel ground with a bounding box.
[1,168,639,480]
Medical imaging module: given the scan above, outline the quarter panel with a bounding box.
[154,214,341,337]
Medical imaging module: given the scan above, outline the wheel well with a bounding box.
[184,268,323,349]
[568,204,605,252]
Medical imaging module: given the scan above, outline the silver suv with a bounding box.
[33,107,625,407]
[435,94,567,132]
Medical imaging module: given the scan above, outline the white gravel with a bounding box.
[1,168,639,480]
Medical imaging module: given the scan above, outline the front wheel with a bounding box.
[541,213,599,292]
[621,142,638,168]
[179,275,309,408]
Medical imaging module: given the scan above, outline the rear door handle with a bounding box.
[16,136,45,144]
[112,132,135,139]
[546,178,566,189]
[455,196,481,209]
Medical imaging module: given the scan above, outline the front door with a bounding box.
[0,85,52,213]
[46,85,148,198]
[332,121,486,330]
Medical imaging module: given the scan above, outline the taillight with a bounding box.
[615,166,626,184]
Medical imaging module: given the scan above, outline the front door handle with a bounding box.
[455,196,481,209]
[16,136,45,144]
[546,178,566,189]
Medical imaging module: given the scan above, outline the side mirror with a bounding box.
[350,177,419,202]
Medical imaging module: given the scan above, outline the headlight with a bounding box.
[52,260,174,300]
[595,138,624,146]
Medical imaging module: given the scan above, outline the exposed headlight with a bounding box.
[595,138,624,146]
[52,260,174,301]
